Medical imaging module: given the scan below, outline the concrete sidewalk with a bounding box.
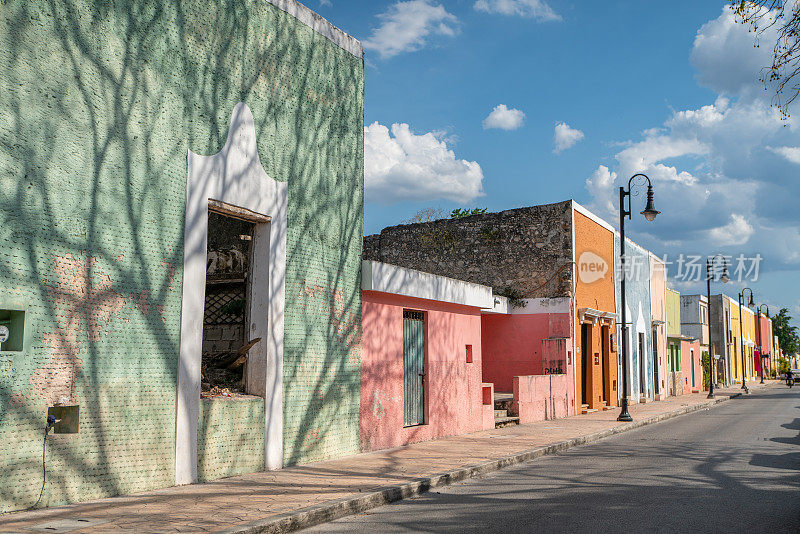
[1,382,777,534]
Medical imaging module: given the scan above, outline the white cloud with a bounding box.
[690,5,776,96]
[708,213,755,246]
[482,104,525,130]
[363,1,458,59]
[474,0,560,21]
[585,165,617,214]
[767,145,800,164]
[584,96,772,251]
[364,122,484,204]
[583,6,800,275]
[554,122,584,153]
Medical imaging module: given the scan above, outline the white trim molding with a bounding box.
[571,200,616,234]
[512,297,573,315]
[362,260,493,309]
[267,0,363,58]
[176,103,288,484]
[577,307,618,325]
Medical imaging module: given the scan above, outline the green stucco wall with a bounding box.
[197,398,265,482]
[0,0,363,511]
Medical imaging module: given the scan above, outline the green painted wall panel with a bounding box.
[0,0,363,510]
[197,398,265,482]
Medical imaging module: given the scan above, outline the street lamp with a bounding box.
[706,255,729,399]
[738,288,755,394]
[618,173,660,422]
[756,304,769,384]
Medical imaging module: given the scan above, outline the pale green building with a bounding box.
[1,0,364,510]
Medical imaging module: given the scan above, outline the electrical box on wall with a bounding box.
[0,309,25,352]
[47,405,80,434]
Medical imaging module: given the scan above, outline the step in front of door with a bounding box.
[494,416,520,428]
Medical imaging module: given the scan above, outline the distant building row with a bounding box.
[360,200,789,450]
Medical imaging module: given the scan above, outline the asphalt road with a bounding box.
[304,387,800,533]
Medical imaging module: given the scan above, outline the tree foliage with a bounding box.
[731,1,800,118]
[404,207,445,224]
[771,307,800,356]
[450,207,487,219]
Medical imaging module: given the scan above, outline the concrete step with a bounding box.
[494,409,507,418]
[494,416,520,428]
[494,392,513,412]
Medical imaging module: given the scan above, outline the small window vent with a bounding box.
[0,309,25,352]
[47,405,80,434]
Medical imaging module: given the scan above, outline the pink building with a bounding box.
[360,261,495,452]
[756,314,774,377]
[481,297,575,419]
[680,338,704,394]
[650,255,668,400]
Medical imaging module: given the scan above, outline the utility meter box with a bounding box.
[48,405,80,434]
[0,309,24,352]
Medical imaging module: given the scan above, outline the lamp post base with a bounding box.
[617,398,633,422]
[707,392,715,399]
[741,383,750,395]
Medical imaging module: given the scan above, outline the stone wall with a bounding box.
[363,201,574,299]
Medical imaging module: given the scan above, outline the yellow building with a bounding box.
[742,306,756,381]
[727,295,759,383]
[728,296,743,383]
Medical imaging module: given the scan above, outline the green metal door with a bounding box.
[403,310,425,426]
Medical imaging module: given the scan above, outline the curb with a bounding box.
[217,392,746,534]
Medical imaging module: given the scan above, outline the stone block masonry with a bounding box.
[0,0,363,511]
[363,201,574,299]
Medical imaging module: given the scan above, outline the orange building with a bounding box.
[573,205,619,411]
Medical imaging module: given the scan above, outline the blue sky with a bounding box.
[318,1,800,330]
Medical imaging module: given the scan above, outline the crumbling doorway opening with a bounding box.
[176,103,289,485]
[202,209,258,398]
[201,200,272,399]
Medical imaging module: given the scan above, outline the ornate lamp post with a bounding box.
[738,288,755,394]
[706,255,729,399]
[756,304,769,384]
[618,173,660,422]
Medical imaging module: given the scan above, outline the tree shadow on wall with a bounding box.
[0,0,363,511]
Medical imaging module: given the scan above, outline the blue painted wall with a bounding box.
[615,237,654,402]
